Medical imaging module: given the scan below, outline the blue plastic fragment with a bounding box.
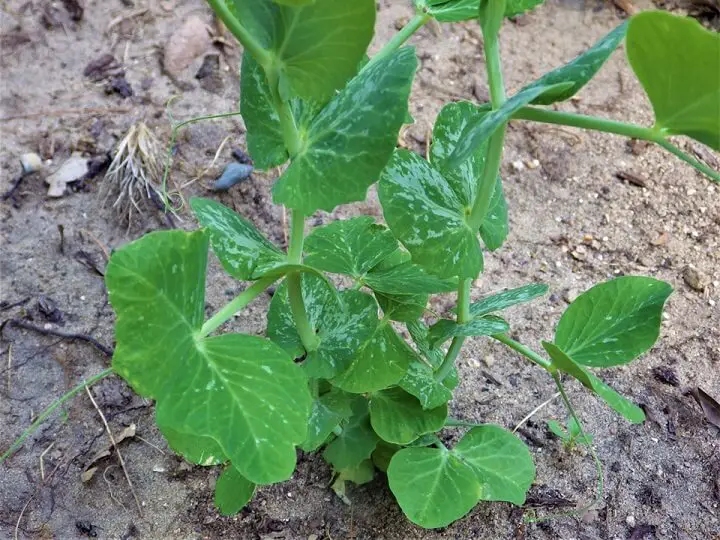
[213,162,253,191]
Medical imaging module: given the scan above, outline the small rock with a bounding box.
[626,515,636,527]
[511,160,525,172]
[164,16,212,77]
[683,266,708,292]
[483,354,495,367]
[563,288,579,304]
[46,154,89,197]
[20,153,43,175]
[213,162,253,191]
[525,158,540,169]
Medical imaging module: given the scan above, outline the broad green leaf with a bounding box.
[478,176,508,251]
[323,398,379,469]
[372,441,400,472]
[448,82,572,168]
[190,198,285,280]
[273,48,417,214]
[267,277,378,378]
[453,425,535,505]
[504,0,544,17]
[399,361,453,410]
[215,465,256,515]
[161,427,226,466]
[527,22,628,106]
[229,0,375,102]
[332,321,415,393]
[304,217,398,278]
[379,149,483,279]
[375,292,428,322]
[428,315,509,348]
[369,388,448,444]
[407,320,445,369]
[406,433,439,447]
[422,0,480,22]
[542,341,645,423]
[627,11,720,149]
[331,459,375,503]
[388,447,482,528]
[469,283,549,318]
[301,388,356,452]
[363,262,457,295]
[106,230,312,485]
[554,276,672,367]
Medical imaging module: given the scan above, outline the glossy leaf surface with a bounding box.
[399,361,453,410]
[215,466,256,515]
[469,283,549,318]
[369,388,448,444]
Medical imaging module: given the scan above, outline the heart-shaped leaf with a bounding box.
[429,315,509,348]
[301,388,356,452]
[161,427,226,466]
[542,341,645,423]
[215,465,256,516]
[469,283,549,318]
[273,48,417,214]
[229,0,375,102]
[554,276,672,367]
[369,388,448,444]
[323,398,379,470]
[627,11,720,149]
[387,447,482,528]
[526,21,628,106]
[453,425,535,505]
[106,230,312,485]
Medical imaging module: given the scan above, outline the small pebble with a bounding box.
[626,515,636,527]
[683,266,708,292]
[20,152,43,175]
[526,158,540,169]
[511,160,525,172]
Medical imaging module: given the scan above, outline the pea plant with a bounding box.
[101,0,718,529]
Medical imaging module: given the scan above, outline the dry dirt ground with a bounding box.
[1,0,719,538]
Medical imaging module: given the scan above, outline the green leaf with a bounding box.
[546,420,568,441]
[267,277,378,379]
[406,320,444,369]
[387,447,482,528]
[161,427,226,466]
[323,398,379,470]
[554,276,672,367]
[478,176,508,251]
[379,149,483,279]
[273,48,417,214]
[453,425,535,505]
[428,315,509,348]
[332,321,415,393]
[627,11,720,150]
[399,361,453,410]
[448,82,572,168]
[375,292,428,322]
[527,21,628,106]
[190,197,285,280]
[542,341,646,423]
[371,441,400,472]
[215,465,256,516]
[469,283,549,318]
[504,0,544,17]
[106,230,312,485]
[364,262,457,295]
[422,0,480,22]
[304,217,398,278]
[369,388,448,444]
[301,388,356,452]
[230,0,375,102]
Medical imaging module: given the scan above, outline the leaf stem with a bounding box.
[287,209,305,264]
[435,278,471,382]
[205,0,273,69]
[0,368,114,464]
[365,12,431,71]
[492,334,554,372]
[444,418,482,428]
[287,272,320,352]
[653,138,720,184]
[200,275,278,337]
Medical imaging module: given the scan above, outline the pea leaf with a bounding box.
[273,48,417,214]
[453,425,535,505]
[504,0,544,17]
[399,361,453,410]
[448,82,572,168]
[161,427,226,466]
[267,277,378,379]
[229,0,375,102]
[469,283,549,318]
[304,217,398,278]
[542,341,645,423]
[369,388,448,444]
[406,320,445,369]
[106,230,312,485]
[379,149,483,279]
[301,388,356,452]
[331,459,375,503]
[376,292,429,322]
[428,315,509,348]
[554,276,672,367]
[332,321,415,393]
[190,198,285,280]
[421,0,480,22]
[323,398,379,470]
[627,11,720,150]
[478,176,508,250]
[363,262,457,295]
[215,465,256,516]
[387,447,482,528]
[371,441,400,472]
[526,21,628,106]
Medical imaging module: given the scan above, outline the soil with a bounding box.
[1,1,719,539]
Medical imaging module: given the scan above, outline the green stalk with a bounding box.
[365,12,431,70]
[492,334,554,372]
[435,278,471,382]
[0,368,114,464]
[654,138,720,184]
[287,209,306,264]
[286,209,319,352]
[206,0,273,69]
[200,275,278,337]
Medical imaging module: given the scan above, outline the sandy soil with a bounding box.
[1,0,719,538]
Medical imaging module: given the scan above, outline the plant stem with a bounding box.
[200,275,278,337]
[287,209,306,264]
[654,138,720,184]
[435,278,471,382]
[287,272,320,352]
[205,0,273,69]
[492,334,554,372]
[365,12,431,70]
[0,368,114,464]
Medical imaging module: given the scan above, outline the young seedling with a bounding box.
[548,417,594,449]
[3,0,718,530]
